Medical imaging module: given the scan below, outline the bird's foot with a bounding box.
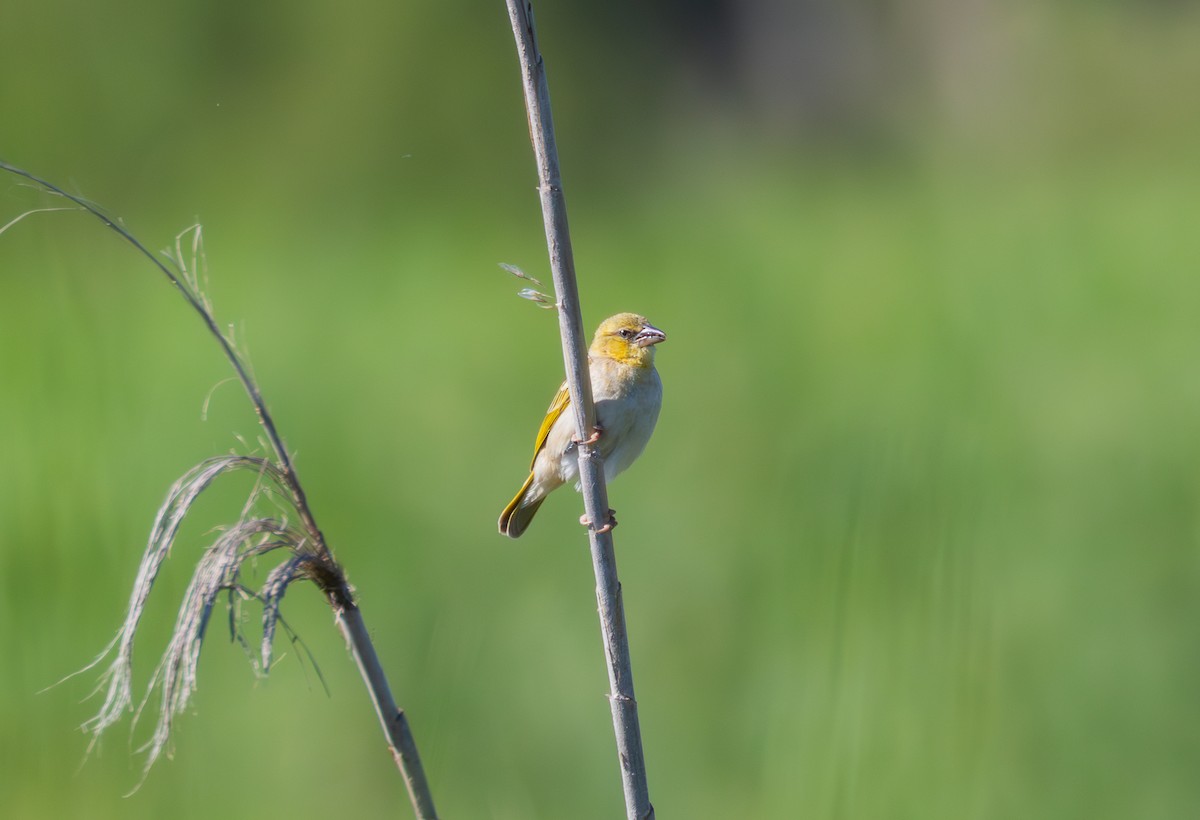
[572,424,603,446]
[580,509,618,534]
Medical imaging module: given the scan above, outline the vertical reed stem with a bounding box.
[503,4,654,818]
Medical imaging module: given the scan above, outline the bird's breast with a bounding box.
[593,365,662,480]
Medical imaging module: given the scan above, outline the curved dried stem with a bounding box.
[0,161,329,558]
[1,160,437,818]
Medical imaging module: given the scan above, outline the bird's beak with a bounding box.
[633,324,667,347]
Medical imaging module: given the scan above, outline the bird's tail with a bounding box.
[498,473,545,538]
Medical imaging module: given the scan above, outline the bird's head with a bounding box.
[590,313,666,368]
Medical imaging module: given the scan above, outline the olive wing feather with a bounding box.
[530,381,571,468]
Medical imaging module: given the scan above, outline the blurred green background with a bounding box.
[3,1,1199,817]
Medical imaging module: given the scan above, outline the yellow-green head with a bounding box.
[589,313,666,368]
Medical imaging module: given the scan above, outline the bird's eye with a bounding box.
[618,328,634,339]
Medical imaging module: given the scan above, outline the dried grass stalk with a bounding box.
[1,160,437,818]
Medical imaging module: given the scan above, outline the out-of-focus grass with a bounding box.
[3,2,1200,818]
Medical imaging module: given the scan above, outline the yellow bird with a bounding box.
[499,312,666,538]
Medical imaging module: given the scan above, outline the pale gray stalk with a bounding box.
[502,4,655,819]
[0,160,437,819]
[337,605,436,819]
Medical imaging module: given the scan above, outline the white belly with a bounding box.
[542,364,663,490]
[595,374,662,481]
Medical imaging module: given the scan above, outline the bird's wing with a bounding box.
[530,380,571,468]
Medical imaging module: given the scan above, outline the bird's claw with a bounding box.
[572,424,603,446]
[580,509,618,534]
